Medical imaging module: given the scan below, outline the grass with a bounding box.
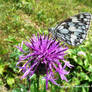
[0,0,92,92]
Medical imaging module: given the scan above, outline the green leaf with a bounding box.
[82,87,88,92]
[71,77,80,85]
[77,72,89,81]
[0,65,4,75]
[87,65,92,72]
[12,88,21,92]
[7,77,15,87]
[84,59,89,68]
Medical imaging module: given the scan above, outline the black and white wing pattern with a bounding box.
[48,12,92,46]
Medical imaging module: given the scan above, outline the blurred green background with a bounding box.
[0,0,92,92]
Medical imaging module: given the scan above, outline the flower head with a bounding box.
[16,33,73,89]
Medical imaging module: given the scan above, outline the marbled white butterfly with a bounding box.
[48,12,92,46]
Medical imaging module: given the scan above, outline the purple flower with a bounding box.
[16,33,73,89]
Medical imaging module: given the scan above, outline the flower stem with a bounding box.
[36,74,40,92]
[27,76,31,92]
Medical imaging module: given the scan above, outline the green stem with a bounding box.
[27,76,31,92]
[36,74,40,92]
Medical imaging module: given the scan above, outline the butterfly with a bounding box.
[48,12,92,46]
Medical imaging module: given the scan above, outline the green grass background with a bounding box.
[0,0,92,92]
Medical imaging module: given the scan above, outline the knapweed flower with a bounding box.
[16,33,73,89]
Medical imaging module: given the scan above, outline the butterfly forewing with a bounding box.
[49,13,92,46]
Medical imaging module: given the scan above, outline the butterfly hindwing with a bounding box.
[49,13,92,46]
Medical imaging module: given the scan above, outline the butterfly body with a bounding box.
[48,13,92,46]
